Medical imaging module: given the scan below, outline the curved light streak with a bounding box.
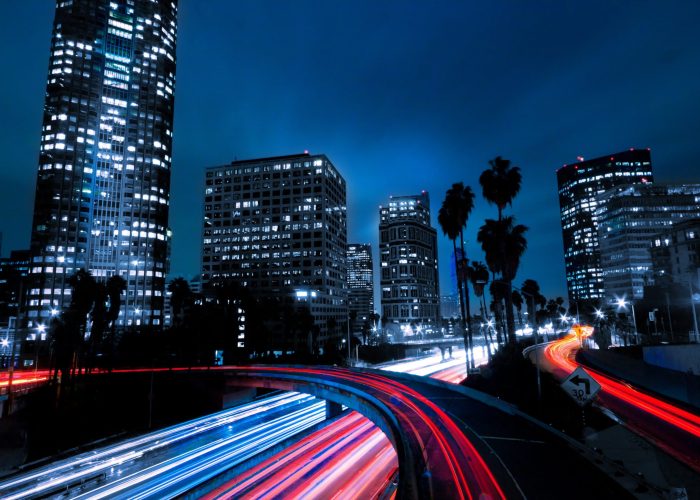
[543,326,700,471]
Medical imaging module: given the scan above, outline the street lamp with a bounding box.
[615,296,638,344]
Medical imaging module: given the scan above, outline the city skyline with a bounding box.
[2,2,700,302]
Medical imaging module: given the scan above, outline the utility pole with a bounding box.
[690,279,699,343]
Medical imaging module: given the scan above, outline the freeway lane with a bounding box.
[224,365,632,499]
[0,350,467,499]
[200,350,467,499]
[541,327,700,473]
[0,392,325,499]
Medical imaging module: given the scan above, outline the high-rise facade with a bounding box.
[596,184,700,301]
[650,219,700,290]
[27,0,178,328]
[201,153,347,342]
[347,243,373,334]
[379,193,440,333]
[556,149,653,304]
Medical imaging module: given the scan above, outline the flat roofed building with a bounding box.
[379,192,440,336]
[347,243,374,334]
[597,184,700,301]
[201,152,347,344]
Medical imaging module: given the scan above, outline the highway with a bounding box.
[539,326,700,473]
[0,391,325,499]
[1,344,636,499]
[0,350,467,499]
[202,351,469,499]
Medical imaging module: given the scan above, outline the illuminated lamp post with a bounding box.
[615,296,638,345]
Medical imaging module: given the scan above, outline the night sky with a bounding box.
[2,1,700,303]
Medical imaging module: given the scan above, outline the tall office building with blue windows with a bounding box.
[27,0,178,328]
[556,149,653,305]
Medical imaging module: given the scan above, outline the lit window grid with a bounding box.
[28,0,178,327]
[379,194,440,327]
[201,154,348,341]
[556,150,653,302]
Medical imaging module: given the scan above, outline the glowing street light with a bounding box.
[50,308,59,317]
[615,295,638,344]
[594,308,605,320]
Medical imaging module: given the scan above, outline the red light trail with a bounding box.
[543,326,700,472]
[205,360,504,500]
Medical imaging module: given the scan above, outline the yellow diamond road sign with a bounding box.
[561,366,601,406]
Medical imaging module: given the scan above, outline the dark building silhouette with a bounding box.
[26,0,178,329]
[556,149,653,306]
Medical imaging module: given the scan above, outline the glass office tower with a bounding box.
[556,149,653,305]
[28,0,178,328]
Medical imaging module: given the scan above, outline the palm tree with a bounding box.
[55,269,96,383]
[511,290,523,327]
[468,261,492,357]
[105,275,126,371]
[521,279,545,328]
[488,281,508,345]
[438,182,476,370]
[477,217,528,343]
[479,156,522,221]
[438,200,468,365]
[168,277,192,327]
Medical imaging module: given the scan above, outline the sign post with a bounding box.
[560,366,601,407]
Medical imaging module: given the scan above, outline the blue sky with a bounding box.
[1,1,700,302]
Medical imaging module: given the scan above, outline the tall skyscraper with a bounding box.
[379,193,440,335]
[556,149,653,305]
[201,153,347,343]
[347,243,374,334]
[596,184,700,301]
[27,0,177,328]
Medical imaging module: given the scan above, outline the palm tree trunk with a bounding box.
[458,230,473,371]
[479,285,492,358]
[505,281,516,343]
[452,239,469,372]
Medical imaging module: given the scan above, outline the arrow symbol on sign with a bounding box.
[570,375,590,394]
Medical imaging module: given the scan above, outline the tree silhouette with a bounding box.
[477,217,528,342]
[521,279,546,328]
[104,275,126,371]
[167,277,192,327]
[511,290,523,327]
[478,156,522,221]
[439,182,476,370]
[53,269,96,384]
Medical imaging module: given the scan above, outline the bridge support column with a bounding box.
[326,400,343,419]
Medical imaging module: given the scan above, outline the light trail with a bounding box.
[1,348,487,499]
[0,369,51,389]
[0,392,323,499]
[205,348,468,500]
[542,326,700,471]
